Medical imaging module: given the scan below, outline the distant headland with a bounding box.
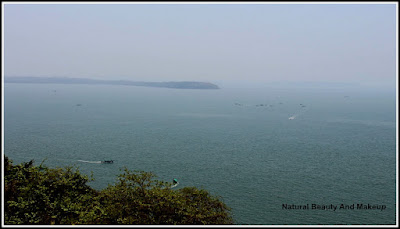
[4,76,220,90]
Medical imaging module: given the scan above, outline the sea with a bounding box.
[3,82,397,225]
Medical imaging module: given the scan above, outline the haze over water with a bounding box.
[4,82,396,225]
[2,2,397,225]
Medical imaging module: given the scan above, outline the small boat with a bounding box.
[170,179,179,188]
[102,160,114,164]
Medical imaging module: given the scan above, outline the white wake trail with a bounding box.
[77,160,102,164]
[288,106,308,120]
[170,182,179,188]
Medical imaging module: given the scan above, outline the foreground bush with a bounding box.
[4,156,233,225]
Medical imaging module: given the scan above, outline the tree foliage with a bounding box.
[4,156,233,225]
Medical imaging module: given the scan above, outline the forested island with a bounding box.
[4,77,220,89]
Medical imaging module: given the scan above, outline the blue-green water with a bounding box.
[4,83,397,225]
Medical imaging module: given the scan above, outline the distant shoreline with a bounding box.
[4,76,220,90]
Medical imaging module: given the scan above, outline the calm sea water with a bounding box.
[4,83,397,225]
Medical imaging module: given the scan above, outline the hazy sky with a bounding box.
[3,3,397,87]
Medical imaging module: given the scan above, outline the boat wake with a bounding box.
[77,160,102,164]
[289,105,308,120]
[170,182,179,188]
[289,112,305,120]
